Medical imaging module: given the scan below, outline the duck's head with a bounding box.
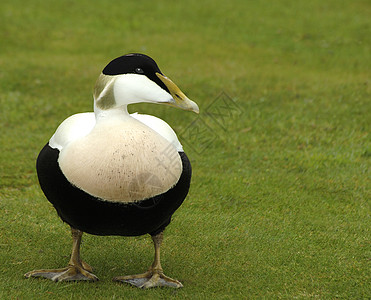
[93,53,199,114]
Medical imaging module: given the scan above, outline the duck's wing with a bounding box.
[130,113,183,152]
[49,112,96,151]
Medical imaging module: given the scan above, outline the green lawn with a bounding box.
[1,0,370,298]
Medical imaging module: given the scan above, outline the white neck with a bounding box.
[94,103,130,122]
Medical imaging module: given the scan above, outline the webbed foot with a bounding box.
[113,232,182,289]
[113,268,182,288]
[24,227,98,282]
[24,263,98,282]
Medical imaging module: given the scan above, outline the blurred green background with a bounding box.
[0,0,370,299]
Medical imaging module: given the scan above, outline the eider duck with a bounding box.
[24,53,199,288]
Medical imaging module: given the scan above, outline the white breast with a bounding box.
[58,117,182,203]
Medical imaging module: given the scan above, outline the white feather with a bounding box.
[49,113,95,150]
[49,112,183,152]
[130,113,183,152]
[113,74,174,106]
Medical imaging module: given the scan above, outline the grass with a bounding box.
[1,0,370,298]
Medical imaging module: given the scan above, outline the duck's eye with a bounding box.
[135,68,144,74]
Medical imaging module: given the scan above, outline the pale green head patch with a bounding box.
[94,74,116,110]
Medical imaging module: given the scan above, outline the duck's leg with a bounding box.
[24,227,98,282]
[113,232,183,289]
